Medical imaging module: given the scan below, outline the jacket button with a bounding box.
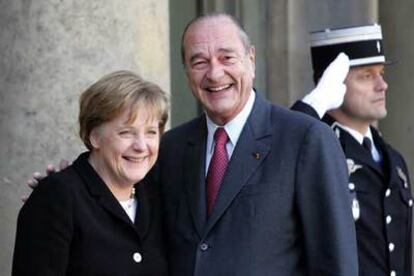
[133,252,142,263]
[348,183,355,191]
[199,243,209,251]
[388,243,395,252]
[386,215,392,224]
[385,188,391,197]
[409,199,413,207]
[390,270,396,276]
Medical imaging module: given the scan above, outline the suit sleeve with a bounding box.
[12,175,73,276]
[296,121,358,276]
[291,100,321,120]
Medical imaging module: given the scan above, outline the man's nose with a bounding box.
[375,74,388,92]
[206,60,224,80]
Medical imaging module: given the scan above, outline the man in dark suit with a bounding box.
[292,24,413,276]
[156,13,358,276]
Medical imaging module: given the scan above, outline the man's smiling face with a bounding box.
[182,15,255,125]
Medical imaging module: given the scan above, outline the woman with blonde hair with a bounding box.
[13,71,169,275]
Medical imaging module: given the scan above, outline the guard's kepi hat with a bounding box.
[310,24,387,76]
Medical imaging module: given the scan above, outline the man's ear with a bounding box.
[249,46,256,63]
[248,46,256,78]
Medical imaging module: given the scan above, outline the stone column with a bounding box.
[266,0,312,105]
[169,0,199,127]
[0,1,170,273]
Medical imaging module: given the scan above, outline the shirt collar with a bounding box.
[335,122,373,145]
[206,90,256,151]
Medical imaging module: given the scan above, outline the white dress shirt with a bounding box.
[119,198,137,223]
[205,90,256,175]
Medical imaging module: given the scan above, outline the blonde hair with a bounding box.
[79,70,169,150]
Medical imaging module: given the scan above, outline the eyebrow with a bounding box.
[217,47,237,54]
[188,47,238,64]
[188,53,205,64]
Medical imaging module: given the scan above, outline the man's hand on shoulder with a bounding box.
[22,159,70,202]
[302,52,350,118]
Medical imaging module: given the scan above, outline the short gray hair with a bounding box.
[180,12,252,67]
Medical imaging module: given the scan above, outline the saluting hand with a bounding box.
[302,52,350,118]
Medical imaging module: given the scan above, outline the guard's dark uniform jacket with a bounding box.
[292,101,412,276]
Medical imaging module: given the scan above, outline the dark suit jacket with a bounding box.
[12,152,168,276]
[156,93,358,276]
[292,100,413,276]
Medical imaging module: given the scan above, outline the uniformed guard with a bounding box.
[292,24,412,276]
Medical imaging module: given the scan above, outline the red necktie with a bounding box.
[206,127,229,216]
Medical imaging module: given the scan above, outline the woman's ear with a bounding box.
[89,128,101,150]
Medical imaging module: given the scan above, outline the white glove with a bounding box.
[302,52,350,118]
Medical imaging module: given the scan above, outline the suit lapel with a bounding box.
[134,181,151,240]
[184,116,208,238]
[323,116,384,176]
[371,128,399,187]
[205,95,272,235]
[340,130,384,176]
[95,194,135,227]
[72,153,143,238]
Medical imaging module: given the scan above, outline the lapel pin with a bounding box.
[252,153,260,160]
[397,167,408,188]
[335,128,340,138]
[331,123,341,138]
[346,159,362,176]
